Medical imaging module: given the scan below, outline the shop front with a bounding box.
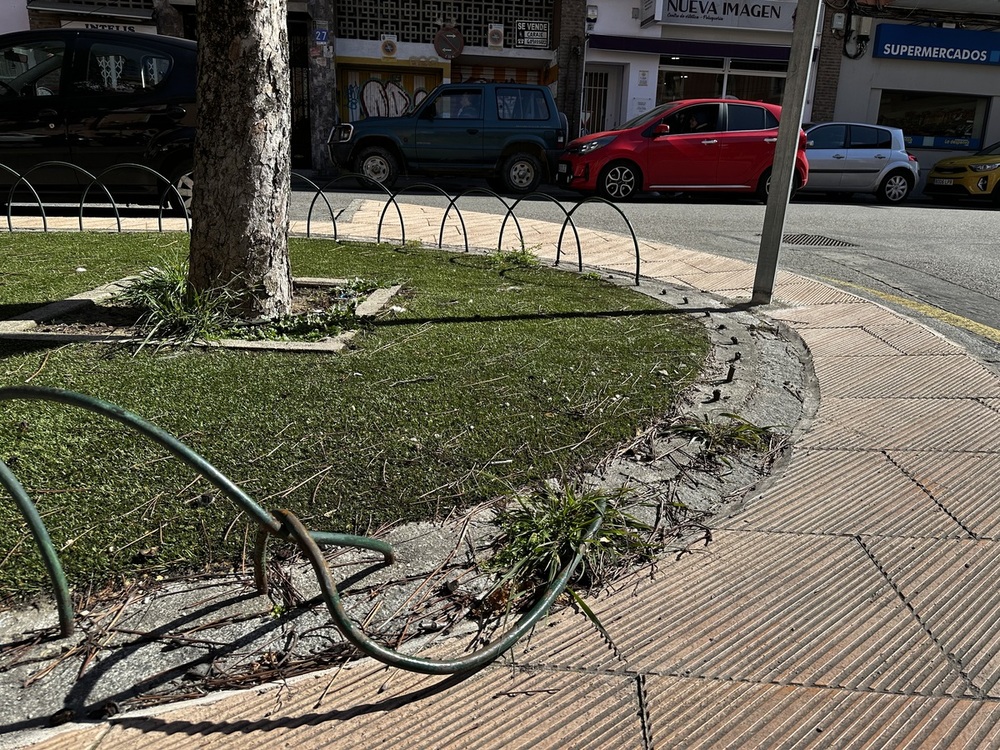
[582,0,819,137]
[832,20,1000,167]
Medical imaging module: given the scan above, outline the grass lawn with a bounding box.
[0,232,709,598]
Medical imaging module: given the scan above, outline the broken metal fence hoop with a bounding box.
[0,386,395,638]
[275,501,605,674]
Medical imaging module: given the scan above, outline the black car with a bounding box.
[0,29,196,210]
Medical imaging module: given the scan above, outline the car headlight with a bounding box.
[970,162,1000,172]
[577,135,616,154]
[329,124,354,144]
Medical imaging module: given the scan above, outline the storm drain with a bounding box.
[775,233,859,248]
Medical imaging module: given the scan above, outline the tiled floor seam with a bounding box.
[881,451,980,539]
[856,535,984,698]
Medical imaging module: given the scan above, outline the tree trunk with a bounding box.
[189,0,293,319]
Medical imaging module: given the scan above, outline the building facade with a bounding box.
[16,0,1000,183]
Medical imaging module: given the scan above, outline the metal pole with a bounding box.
[752,0,823,305]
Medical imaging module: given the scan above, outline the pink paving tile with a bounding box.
[513,530,970,696]
[797,327,906,357]
[645,675,1000,749]
[63,664,643,750]
[866,538,1000,698]
[811,354,1000,398]
[888,451,1000,538]
[729,448,969,537]
[801,397,1000,452]
[771,302,908,329]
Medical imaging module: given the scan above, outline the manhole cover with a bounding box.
[779,233,859,247]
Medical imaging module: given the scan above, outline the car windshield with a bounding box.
[617,103,675,130]
[977,141,1000,156]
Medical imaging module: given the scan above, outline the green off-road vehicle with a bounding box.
[328,82,568,194]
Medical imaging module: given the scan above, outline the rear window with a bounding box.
[850,125,892,149]
[77,42,172,95]
[727,104,777,132]
[496,87,550,121]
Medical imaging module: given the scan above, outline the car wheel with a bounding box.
[355,146,399,189]
[166,160,193,216]
[756,169,801,203]
[877,172,913,204]
[501,152,542,193]
[756,169,772,202]
[598,162,640,201]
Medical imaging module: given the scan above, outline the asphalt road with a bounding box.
[290,176,1000,371]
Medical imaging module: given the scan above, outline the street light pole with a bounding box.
[752,0,823,305]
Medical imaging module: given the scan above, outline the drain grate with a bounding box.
[779,233,859,247]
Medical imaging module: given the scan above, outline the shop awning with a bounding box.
[587,33,791,61]
[26,1,154,20]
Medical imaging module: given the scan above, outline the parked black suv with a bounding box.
[328,82,568,194]
[0,29,196,209]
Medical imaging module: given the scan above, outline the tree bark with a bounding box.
[189,0,293,318]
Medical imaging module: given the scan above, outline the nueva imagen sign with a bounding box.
[660,0,795,32]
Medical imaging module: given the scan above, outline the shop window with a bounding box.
[878,90,989,150]
[656,70,721,103]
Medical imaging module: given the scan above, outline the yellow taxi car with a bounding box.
[924,141,1000,205]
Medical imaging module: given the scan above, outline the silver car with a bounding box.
[802,122,919,204]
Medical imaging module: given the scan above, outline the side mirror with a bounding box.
[653,123,670,136]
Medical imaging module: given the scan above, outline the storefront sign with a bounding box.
[644,0,795,32]
[61,20,157,34]
[874,23,1000,66]
[515,20,550,49]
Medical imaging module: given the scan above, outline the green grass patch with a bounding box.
[0,232,709,598]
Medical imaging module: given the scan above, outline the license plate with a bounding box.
[932,178,953,186]
[558,163,568,173]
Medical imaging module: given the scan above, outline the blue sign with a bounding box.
[874,23,1000,66]
[314,29,328,44]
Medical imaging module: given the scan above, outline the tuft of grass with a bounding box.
[665,413,779,466]
[488,243,540,270]
[114,259,240,348]
[485,482,659,606]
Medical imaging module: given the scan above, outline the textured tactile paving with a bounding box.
[644,676,1000,749]
[729,448,970,538]
[866,538,1000,698]
[811,354,1000,399]
[801,397,1000,452]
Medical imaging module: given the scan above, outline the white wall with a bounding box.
[1,0,29,34]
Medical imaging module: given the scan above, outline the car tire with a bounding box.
[354,146,399,189]
[756,169,801,203]
[876,172,913,204]
[598,162,640,201]
[500,152,542,194]
[166,159,194,216]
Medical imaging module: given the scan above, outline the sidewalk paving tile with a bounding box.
[810,354,1000,399]
[729,448,970,538]
[866,538,1000,698]
[644,676,1000,749]
[509,530,972,696]
[29,664,643,750]
[800,398,1000,452]
[886,452,1000,539]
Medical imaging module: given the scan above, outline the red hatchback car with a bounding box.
[556,98,809,202]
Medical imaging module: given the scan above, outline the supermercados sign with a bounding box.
[874,23,1000,66]
[642,0,796,31]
